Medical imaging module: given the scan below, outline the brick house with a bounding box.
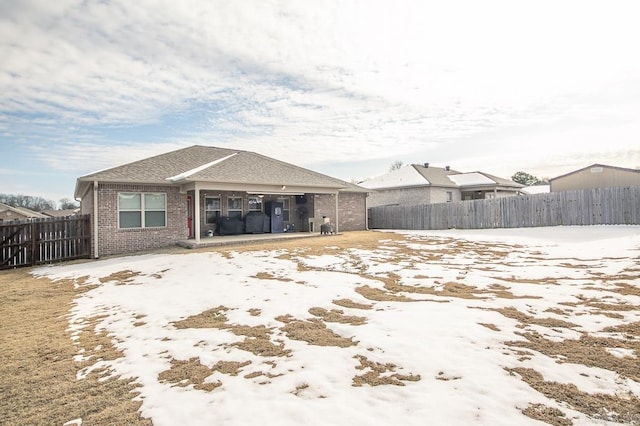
[0,203,48,222]
[74,145,368,257]
[360,163,523,207]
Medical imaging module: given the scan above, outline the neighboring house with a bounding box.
[360,164,523,207]
[550,164,640,192]
[0,202,48,222]
[520,185,550,195]
[42,209,80,218]
[74,145,368,257]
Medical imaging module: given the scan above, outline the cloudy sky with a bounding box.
[2,0,639,203]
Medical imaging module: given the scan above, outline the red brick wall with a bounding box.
[96,184,187,256]
[338,192,367,231]
[310,192,367,232]
[312,194,337,227]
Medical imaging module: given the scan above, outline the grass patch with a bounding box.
[0,269,150,425]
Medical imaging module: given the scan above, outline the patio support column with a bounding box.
[93,180,99,258]
[194,183,201,243]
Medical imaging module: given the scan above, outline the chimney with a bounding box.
[445,165,450,171]
[424,163,429,168]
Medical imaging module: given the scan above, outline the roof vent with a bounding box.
[424,163,429,168]
[445,165,450,171]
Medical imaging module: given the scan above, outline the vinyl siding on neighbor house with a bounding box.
[366,186,461,207]
[550,165,640,192]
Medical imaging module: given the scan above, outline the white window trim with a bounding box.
[205,196,221,224]
[278,197,290,222]
[118,192,167,229]
[227,196,243,218]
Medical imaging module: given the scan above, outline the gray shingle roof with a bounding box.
[76,145,362,193]
[359,164,522,190]
[412,164,461,187]
[477,172,524,188]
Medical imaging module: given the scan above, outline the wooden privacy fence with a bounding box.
[369,187,640,230]
[1,215,91,269]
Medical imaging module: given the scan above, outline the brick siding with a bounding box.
[97,183,187,256]
[338,192,367,231]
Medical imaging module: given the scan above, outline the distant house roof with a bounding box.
[360,164,460,190]
[359,165,522,190]
[448,172,495,186]
[520,185,550,195]
[0,202,48,219]
[42,209,80,218]
[550,163,640,182]
[75,145,366,197]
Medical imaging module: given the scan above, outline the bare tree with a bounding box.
[389,160,404,172]
[59,198,80,210]
[0,193,56,211]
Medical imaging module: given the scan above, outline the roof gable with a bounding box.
[76,145,359,196]
[79,146,239,183]
[182,151,350,187]
[359,165,427,189]
[413,165,461,187]
[550,163,640,181]
[360,164,460,189]
[0,203,48,219]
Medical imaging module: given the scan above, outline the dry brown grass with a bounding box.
[0,269,150,425]
[275,315,357,347]
[509,367,640,424]
[3,229,639,426]
[308,307,367,325]
[158,357,222,392]
[173,306,291,357]
[332,298,373,310]
[98,269,141,285]
[521,403,573,426]
[491,306,579,329]
[352,355,421,387]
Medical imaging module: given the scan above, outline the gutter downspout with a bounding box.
[93,181,99,258]
[335,191,339,234]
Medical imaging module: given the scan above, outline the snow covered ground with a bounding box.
[35,226,640,426]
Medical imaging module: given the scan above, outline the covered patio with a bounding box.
[177,229,327,249]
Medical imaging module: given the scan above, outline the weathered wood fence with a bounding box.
[369,187,640,230]
[1,215,91,269]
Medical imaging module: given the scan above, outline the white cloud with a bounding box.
[1,0,640,185]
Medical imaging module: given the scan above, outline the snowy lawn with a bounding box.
[35,227,640,426]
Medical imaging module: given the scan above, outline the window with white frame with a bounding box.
[278,198,290,222]
[248,196,263,212]
[118,192,166,229]
[228,197,243,219]
[446,191,453,202]
[205,197,221,224]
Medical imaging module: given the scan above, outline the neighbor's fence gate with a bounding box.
[369,187,640,230]
[1,215,91,269]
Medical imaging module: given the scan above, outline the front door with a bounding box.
[186,195,194,238]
